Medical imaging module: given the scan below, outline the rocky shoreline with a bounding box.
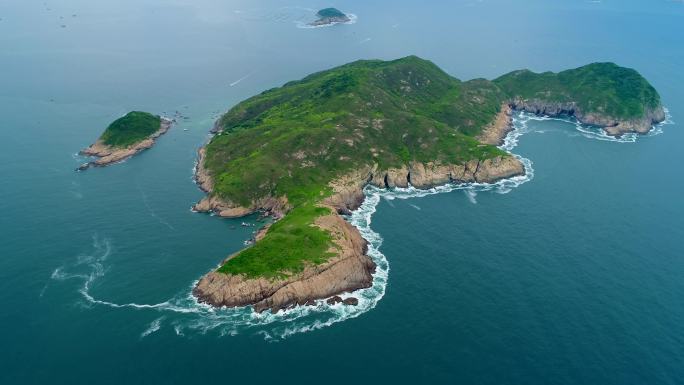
[508,98,665,137]
[77,117,173,171]
[476,104,514,146]
[191,126,525,312]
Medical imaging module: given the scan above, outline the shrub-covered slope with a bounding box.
[494,62,662,120]
[100,111,162,148]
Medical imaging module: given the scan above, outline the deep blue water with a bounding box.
[1,0,683,384]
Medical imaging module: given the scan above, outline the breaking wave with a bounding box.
[510,108,673,143]
[56,107,678,339]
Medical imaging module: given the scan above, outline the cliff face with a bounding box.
[509,98,665,137]
[324,156,525,215]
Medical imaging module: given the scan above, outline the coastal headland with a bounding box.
[191,56,664,312]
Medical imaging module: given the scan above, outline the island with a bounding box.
[309,8,351,27]
[78,111,172,170]
[192,56,664,313]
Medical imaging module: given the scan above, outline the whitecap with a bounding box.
[141,317,164,338]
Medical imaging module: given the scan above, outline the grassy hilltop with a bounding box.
[494,62,661,119]
[207,56,507,208]
[203,56,661,278]
[100,111,161,148]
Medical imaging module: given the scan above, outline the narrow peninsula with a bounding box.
[192,56,664,313]
[309,8,351,26]
[78,111,172,170]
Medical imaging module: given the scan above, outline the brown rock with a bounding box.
[386,166,410,188]
[342,297,359,306]
[326,296,343,305]
[476,103,513,146]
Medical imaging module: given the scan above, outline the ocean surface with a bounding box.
[1,0,683,384]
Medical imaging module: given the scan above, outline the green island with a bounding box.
[100,111,161,148]
[310,7,351,26]
[316,8,347,19]
[192,56,664,312]
[78,111,172,170]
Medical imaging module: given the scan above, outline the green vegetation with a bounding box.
[218,205,336,278]
[316,8,347,19]
[206,56,660,278]
[100,111,161,148]
[494,62,661,119]
[207,56,507,208]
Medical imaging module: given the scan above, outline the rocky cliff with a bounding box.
[476,104,513,146]
[509,98,665,137]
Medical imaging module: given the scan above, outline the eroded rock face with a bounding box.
[509,98,665,137]
[476,104,513,146]
[364,156,524,190]
[193,211,376,313]
[77,118,172,170]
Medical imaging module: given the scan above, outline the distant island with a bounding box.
[309,7,351,26]
[192,56,664,313]
[78,111,172,170]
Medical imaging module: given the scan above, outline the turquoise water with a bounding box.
[1,0,683,383]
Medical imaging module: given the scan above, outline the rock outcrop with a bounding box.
[509,98,665,137]
[323,155,525,215]
[476,104,513,146]
[77,118,173,170]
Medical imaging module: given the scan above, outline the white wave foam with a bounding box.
[512,108,673,143]
[60,116,539,340]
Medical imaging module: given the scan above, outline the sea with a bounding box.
[1,0,683,384]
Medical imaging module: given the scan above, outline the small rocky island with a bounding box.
[309,7,351,26]
[78,111,172,170]
[192,56,664,313]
